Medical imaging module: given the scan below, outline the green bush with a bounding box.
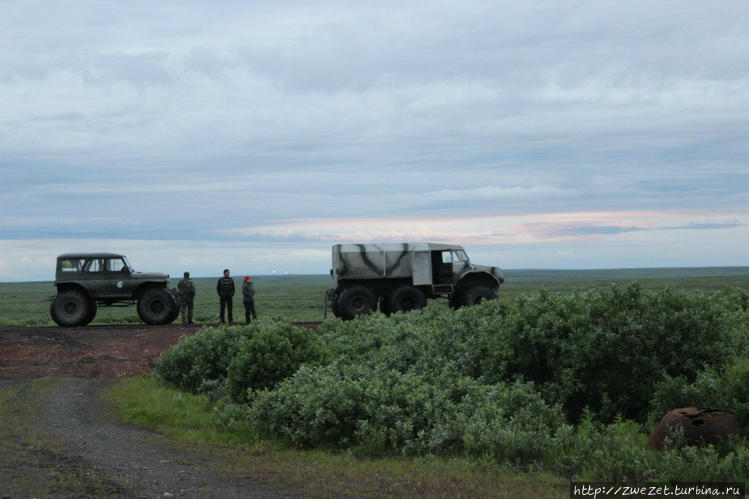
[248,363,455,452]
[473,284,746,422]
[226,321,327,403]
[648,359,749,428]
[316,285,748,424]
[153,325,250,394]
[461,380,571,464]
[562,413,749,482]
[247,363,567,461]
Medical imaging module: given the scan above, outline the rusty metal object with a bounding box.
[646,407,742,450]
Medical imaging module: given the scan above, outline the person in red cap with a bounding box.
[242,275,257,324]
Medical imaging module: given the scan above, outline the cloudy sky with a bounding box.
[1,1,748,281]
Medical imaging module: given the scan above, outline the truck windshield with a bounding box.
[452,250,469,262]
[121,256,135,273]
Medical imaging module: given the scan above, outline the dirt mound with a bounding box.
[0,324,201,378]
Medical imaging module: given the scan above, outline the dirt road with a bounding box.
[0,324,299,497]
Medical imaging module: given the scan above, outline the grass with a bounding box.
[105,375,569,498]
[2,267,749,327]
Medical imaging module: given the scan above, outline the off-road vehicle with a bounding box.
[327,243,504,320]
[50,253,180,327]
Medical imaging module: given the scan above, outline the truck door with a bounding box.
[431,250,454,284]
[81,258,107,298]
[104,257,131,298]
[412,251,432,285]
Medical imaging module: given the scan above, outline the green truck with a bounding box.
[50,253,179,327]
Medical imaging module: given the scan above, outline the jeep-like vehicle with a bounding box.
[327,243,503,320]
[50,253,180,327]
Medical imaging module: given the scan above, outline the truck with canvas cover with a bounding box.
[50,253,180,327]
[328,243,503,320]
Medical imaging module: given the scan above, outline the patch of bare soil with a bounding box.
[0,324,201,378]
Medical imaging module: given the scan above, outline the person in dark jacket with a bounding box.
[216,269,235,324]
[177,271,196,325]
[242,275,257,324]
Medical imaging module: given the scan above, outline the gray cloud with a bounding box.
[1,1,749,279]
[661,221,744,231]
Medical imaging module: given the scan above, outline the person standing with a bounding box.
[216,268,235,324]
[242,275,257,324]
[177,271,196,325]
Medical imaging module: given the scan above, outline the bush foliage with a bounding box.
[153,284,749,480]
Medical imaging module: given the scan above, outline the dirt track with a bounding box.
[0,324,302,497]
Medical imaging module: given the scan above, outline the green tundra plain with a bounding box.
[2,267,749,327]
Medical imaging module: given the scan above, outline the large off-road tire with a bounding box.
[165,289,180,323]
[460,285,497,307]
[85,297,97,325]
[387,285,426,314]
[137,288,176,325]
[50,289,92,327]
[336,285,377,320]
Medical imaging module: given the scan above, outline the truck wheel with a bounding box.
[461,285,497,306]
[337,286,376,320]
[84,297,97,325]
[388,286,426,314]
[165,289,180,323]
[137,288,174,325]
[50,290,91,327]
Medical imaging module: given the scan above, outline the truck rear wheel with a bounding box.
[165,289,180,323]
[336,285,376,320]
[388,286,426,314]
[137,288,175,325]
[461,285,497,306]
[50,289,92,327]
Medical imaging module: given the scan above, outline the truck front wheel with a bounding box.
[388,286,426,314]
[137,288,176,325]
[50,289,93,327]
[336,286,376,320]
[460,285,497,306]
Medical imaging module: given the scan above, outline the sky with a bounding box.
[1,1,748,281]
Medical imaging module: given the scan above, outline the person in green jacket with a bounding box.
[177,271,196,325]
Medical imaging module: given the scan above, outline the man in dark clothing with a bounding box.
[216,268,235,324]
[242,275,257,324]
[177,271,196,325]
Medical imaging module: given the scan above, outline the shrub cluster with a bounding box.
[468,284,747,422]
[154,320,326,403]
[250,363,567,461]
[153,284,749,479]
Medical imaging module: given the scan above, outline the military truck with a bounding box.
[327,243,503,320]
[50,253,180,327]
